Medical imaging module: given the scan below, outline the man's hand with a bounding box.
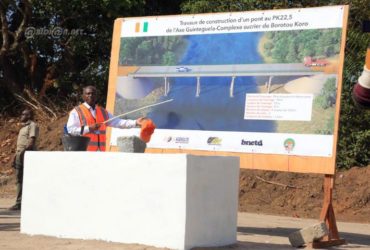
[135,117,146,127]
[88,123,101,132]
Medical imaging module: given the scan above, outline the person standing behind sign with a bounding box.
[353,44,370,108]
[66,85,144,151]
[9,108,39,211]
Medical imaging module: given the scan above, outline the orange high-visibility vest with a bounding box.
[75,104,109,151]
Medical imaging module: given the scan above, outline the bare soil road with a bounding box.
[1,198,369,250]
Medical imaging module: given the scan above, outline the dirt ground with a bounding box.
[1,196,370,250]
[0,113,369,225]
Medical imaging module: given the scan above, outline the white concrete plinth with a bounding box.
[21,152,239,250]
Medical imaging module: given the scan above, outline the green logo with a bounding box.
[284,138,295,152]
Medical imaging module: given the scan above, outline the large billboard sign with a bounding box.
[106,6,349,174]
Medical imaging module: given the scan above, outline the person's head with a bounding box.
[82,85,97,107]
[20,108,33,123]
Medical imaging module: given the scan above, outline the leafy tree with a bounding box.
[286,42,297,62]
[0,0,184,113]
[0,1,32,96]
[315,78,337,109]
[162,51,176,65]
[262,29,341,63]
[119,36,186,66]
[0,0,148,113]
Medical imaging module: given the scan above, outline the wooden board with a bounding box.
[105,6,349,175]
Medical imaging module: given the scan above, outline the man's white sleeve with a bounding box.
[105,111,136,128]
[66,109,89,135]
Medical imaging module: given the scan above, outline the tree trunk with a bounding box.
[0,54,23,94]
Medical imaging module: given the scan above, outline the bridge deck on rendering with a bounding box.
[127,64,324,97]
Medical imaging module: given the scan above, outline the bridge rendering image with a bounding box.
[127,63,326,97]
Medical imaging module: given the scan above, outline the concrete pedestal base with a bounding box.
[21,152,239,250]
[117,136,146,153]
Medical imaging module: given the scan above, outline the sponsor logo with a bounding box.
[163,136,172,142]
[241,139,263,146]
[207,137,222,146]
[284,138,295,152]
[175,137,189,144]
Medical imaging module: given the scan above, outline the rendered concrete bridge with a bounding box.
[127,64,323,97]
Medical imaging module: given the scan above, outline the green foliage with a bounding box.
[314,112,335,135]
[0,0,183,106]
[337,30,370,168]
[181,0,327,14]
[263,42,273,51]
[12,0,148,105]
[326,112,335,134]
[314,78,337,109]
[162,51,177,65]
[119,36,186,66]
[337,128,370,169]
[263,29,341,63]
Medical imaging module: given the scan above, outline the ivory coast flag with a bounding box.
[135,21,149,33]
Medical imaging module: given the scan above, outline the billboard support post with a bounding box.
[310,175,346,248]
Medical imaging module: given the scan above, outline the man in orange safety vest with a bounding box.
[66,85,144,151]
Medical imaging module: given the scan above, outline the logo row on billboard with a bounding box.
[162,136,296,152]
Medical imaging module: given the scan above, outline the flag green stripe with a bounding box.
[143,22,148,32]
